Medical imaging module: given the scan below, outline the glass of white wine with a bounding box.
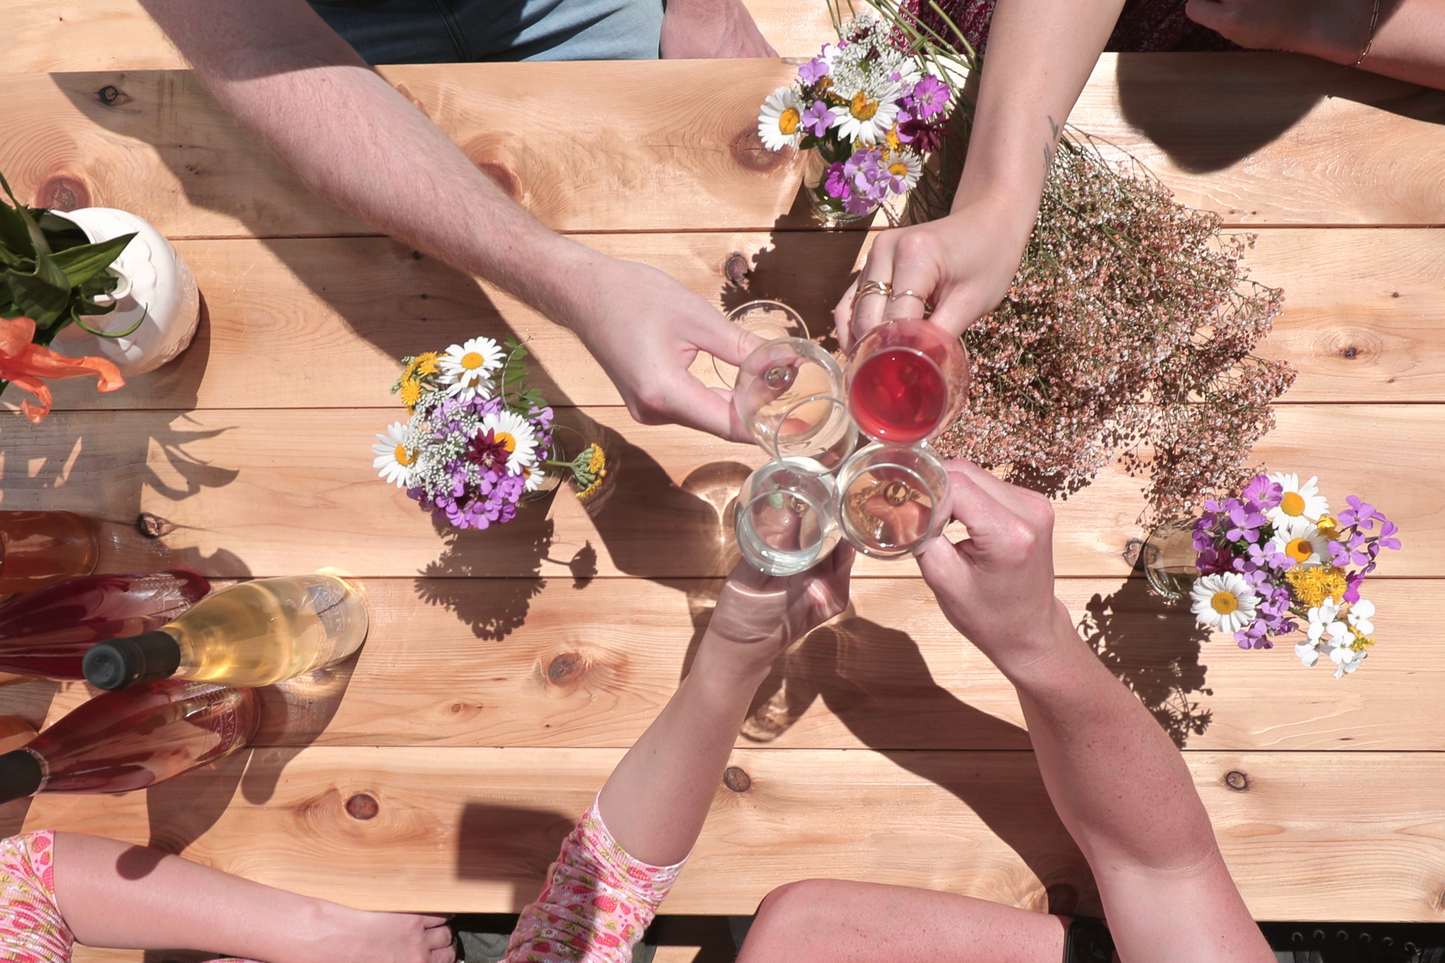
[713,300,810,386]
[835,443,952,559]
[734,460,841,576]
[733,338,857,474]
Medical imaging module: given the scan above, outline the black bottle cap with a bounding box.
[82,631,182,691]
[0,750,43,805]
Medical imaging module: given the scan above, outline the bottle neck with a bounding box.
[0,749,44,804]
[82,628,184,690]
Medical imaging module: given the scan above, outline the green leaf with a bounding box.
[0,197,34,261]
[6,253,72,328]
[0,171,49,258]
[37,212,89,252]
[50,233,134,288]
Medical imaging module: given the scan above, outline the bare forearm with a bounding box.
[1319,0,1445,89]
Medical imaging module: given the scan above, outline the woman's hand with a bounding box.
[701,546,855,679]
[834,195,1032,351]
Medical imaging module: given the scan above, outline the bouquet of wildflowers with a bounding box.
[756,13,952,221]
[1189,473,1401,677]
[371,337,606,530]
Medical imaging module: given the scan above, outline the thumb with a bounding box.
[1183,0,1225,29]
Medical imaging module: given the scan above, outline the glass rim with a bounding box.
[766,393,857,471]
[836,443,946,558]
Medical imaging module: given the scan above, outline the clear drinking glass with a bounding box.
[713,300,811,386]
[734,461,841,576]
[733,338,857,473]
[1141,519,1200,601]
[836,443,952,559]
[845,318,970,444]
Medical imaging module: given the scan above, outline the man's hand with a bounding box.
[915,460,1072,675]
[702,546,855,679]
[1184,0,1374,63]
[660,0,778,59]
[834,195,1031,351]
[558,257,763,442]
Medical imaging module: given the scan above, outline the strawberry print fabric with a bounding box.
[506,799,687,963]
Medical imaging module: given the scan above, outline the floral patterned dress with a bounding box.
[926,0,1240,53]
[506,799,686,963]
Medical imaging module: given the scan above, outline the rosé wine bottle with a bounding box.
[0,679,260,803]
[0,511,99,596]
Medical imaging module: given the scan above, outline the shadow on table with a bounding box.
[1114,51,1445,175]
[455,801,580,909]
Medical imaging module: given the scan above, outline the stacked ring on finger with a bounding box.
[852,280,893,306]
[889,289,927,303]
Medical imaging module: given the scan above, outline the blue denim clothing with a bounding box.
[308,0,664,63]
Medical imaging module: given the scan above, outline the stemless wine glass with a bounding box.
[734,460,841,576]
[713,300,811,386]
[845,318,970,445]
[836,442,952,559]
[733,338,857,473]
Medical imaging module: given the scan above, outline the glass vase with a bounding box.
[802,149,876,229]
[1141,519,1199,601]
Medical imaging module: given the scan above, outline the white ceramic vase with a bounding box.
[47,208,200,377]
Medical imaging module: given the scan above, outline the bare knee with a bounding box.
[740,879,852,963]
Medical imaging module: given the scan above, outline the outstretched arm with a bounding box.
[917,463,1274,963]
[839,0,1128,347]
[50,832,452,963]
[138,0,759,441]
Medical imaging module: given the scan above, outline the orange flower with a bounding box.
[0,316,125,423]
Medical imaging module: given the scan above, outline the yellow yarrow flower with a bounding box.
[399,378,422,408]
[413,351,441,377]
[1285,564,1348,608]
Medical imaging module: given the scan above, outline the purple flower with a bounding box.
[1241,474,1282,510]
[1343,570,1365,604]
[798,56,828,84]
[1224,500,1266,543]
[1338,495,1380,531]
[823,161,850,200]
[1377,518,1402,551]
[905,75,951,120]
[1329,532,1371,568]
[801,99,832,137]
[896,116,944,153]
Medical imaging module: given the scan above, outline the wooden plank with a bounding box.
[0,405,1431,579]
[3,578,1439,753]
[16,747,1445,919]
[4,56,1445,238]
[28,227,1445,414]
[0,0,837,72]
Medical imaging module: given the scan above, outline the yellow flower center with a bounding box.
[460,351,486,371]
[1280,491,1306,516]
[1286,538,1315,563]
[394,444,415,466]
[889,161,909,177]
[779,108,801,136]
[1210,590,1239,615]
[885,128,902,153]
[495,431,517,453]
[850,92,880,121]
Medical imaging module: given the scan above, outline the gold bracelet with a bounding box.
[1354,0,1382,68]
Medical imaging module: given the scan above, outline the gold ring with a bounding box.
[889,289,927,303]
[852,280,893,306]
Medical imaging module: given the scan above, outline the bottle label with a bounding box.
[305,581,350,638]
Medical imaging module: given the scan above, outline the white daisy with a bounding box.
[1265,524,1329,569]
[1267,472,1329,529]
[478,408,539,475]
[758,87,804,152]
[372,421,417,488]
[439,337,504,402]
[882,151,922,193]
[1189,572,1259,635]
[1345,598,1375,637]
[521,463,550,492]
[830,82,902,146]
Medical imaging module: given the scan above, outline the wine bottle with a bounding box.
[0,511,99,596]
[0,680,259,804]
[82,575,367,691]
[0,571,212,679]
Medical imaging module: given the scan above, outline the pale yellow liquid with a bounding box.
[165,576,368,686]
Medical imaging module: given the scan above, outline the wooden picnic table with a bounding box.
[3,4,1445,958]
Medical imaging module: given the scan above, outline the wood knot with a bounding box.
[1224,770,1249,791]
[1044,883,1078,915]
[724,252,751,285]
[345,793,379,820]
[96,84,132,108]
[477,161,520,200]
[723,766,751,792]
[36,176,91,213]
[1340,345,1359,359]
[1392,291,1401,298]
[730,130,788,173]
[546,653,585,686]
[136,512,176,538]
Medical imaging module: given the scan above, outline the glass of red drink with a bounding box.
[836,442,952,559]
[845,318,969,445]
[733,338,857,473]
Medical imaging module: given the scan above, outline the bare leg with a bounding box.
[52,833,455,963]
[738,879,1068,963]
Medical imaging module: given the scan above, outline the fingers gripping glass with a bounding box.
[734,461,842,576]
[733,338,857,472]
[836,442,951,559]
[845,317,970,445]
[713,300,810,387]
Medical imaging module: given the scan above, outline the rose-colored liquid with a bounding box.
[21,680,259,796]
[0,571,211,679]
[849,348,948,443]
[0,512,98,595]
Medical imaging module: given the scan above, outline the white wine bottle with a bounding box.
[81,575,367,690]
